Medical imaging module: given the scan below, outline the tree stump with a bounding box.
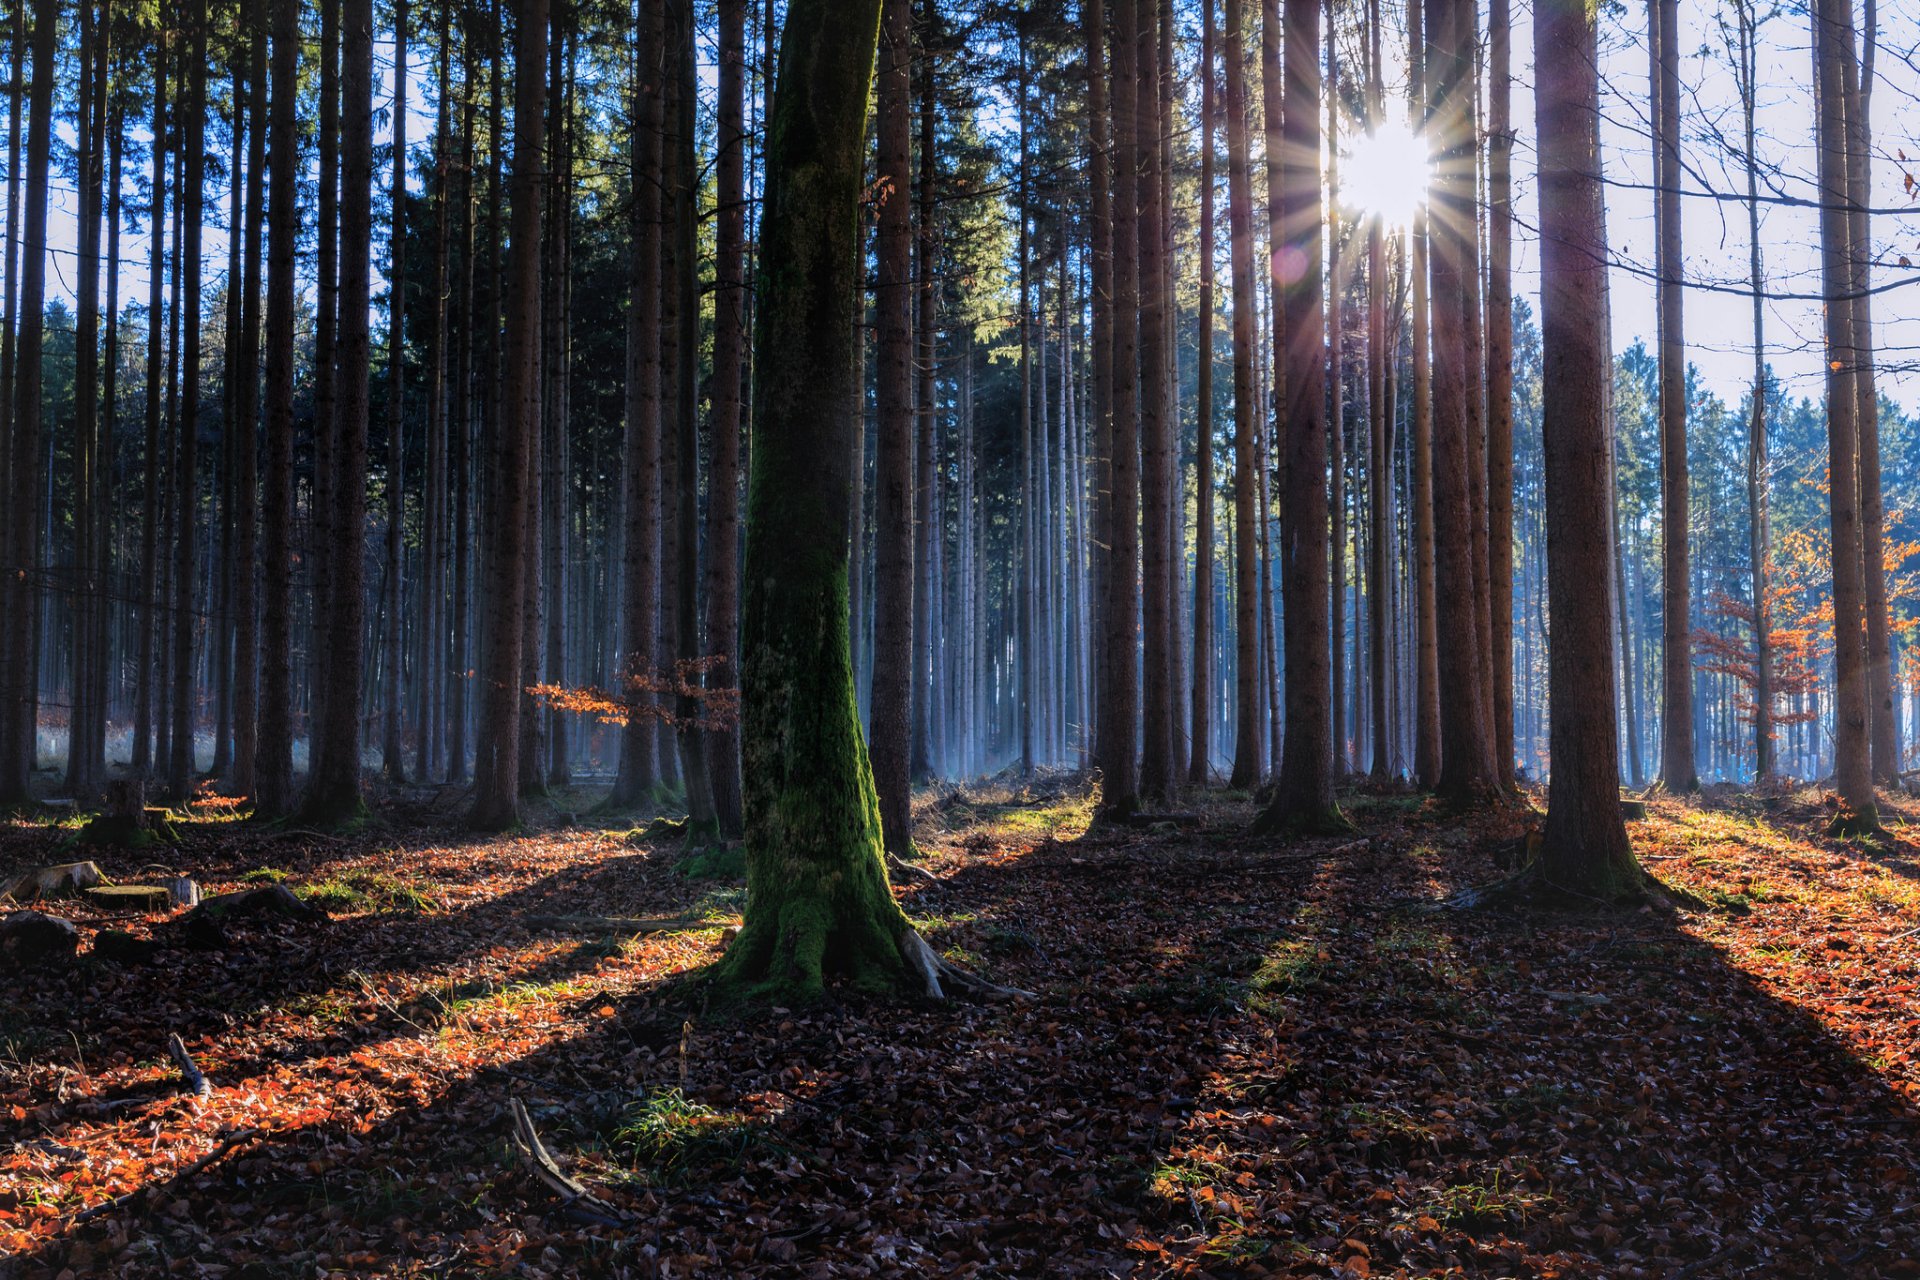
[80,782,176,847]
[1,861,105,902]
[84,885,174,912]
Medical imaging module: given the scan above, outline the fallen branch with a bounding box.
[525,914,713,934]
[508,1097,632,1228]
[168,1032,211,1098]
[72,1128,259,1223]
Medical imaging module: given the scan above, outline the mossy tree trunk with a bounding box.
[715,0,991,1003]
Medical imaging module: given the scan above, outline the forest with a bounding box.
[3,0,1920,1272]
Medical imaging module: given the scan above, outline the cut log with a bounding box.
[0,911,79,966]
[165,877,200,909]
[83,885,174,912]
[525,914,711,934]
[1,861,106,902]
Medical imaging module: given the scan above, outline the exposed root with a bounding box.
[168,1032,211,1099]
[508,1097,632,1229]
[898,929,1033,1002]
[1426,863,1692,913]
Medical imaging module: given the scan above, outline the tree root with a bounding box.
[897,929,1033,1002]
[507,1097,632,1229]
[1425,863,1695,913]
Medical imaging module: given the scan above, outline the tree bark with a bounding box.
[1255,0,1342,833]
[382,0,410,783]
[167,0,209,800]
[1098,0,1141,819]
[1812,0,1877,830]
[303,0,374,825]
[1407,0,1439,788]
[1485,0,1515,784]
[610,0,662,809]
[869,0,915,850]
[1137,0,1174,801]
[704,0,747,837]
[1224,0,1260,791]
[713,0,941,1002]
[1535,0,1639,895]
[255,0,298,818]
[1652,0,1695,793]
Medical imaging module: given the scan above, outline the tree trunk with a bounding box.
[1137,0,1173,802]
[1652,0,1694,793]
[468,0,547,829]
[1407,0,1439,788]
[382,0,410,782]
[231,7,265,800]
[1255,0,1342,833]
[1423,0,1495,809]
[1224,0,1260,791]
[869,0,914,850]
[1485,0,1515,784]
[1098,0,1141,819]
[1191,0,1216,786]
[703,0,747,837]
[1535,0,1639,895]
[1812,0,1877,830]
[610,0,662,809]
[167,0,208,800]
[303,0,374,825]
[715,0,964,1003]
[1843,0,1895,781]
[256,0,298,817]
[910,6,938,784]
[133,20,164,779]
[309,0,340,787]
[1733,0,1771,784]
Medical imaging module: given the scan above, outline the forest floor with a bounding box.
[4,776,1920,1278]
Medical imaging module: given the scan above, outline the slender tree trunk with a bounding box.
[1225,0,1260,791]
[1256,0,1341,832]
[309,0,340,786]
[704,0,747,835]
[1099,0,1141,818]
[1844,0,1895,780]
[1536,0,1638,894]
[870,0,915,849]
[1424,0,1495,808]
[611,0,662,809]
[1652,0,1695,793]
[1485,0,1514,783]
[65,0,104,800]
[231,7,264,798]
[1190,0,1217,786]
[1083,0,1111,789]
[382,0,410,781]
[1408,0,1439,788]
[256,0,298,816]
[910,6,937,784]
[167,0,208,799]
[1137,0,1174,801]
[1326,8,1346,777]
[1812,0,1876,830]
[303,0,374,824]
[1734,0,1771,784]
[133,20,164,778]
[469,0,547,828]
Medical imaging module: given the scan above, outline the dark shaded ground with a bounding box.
[3,778,1919,1277]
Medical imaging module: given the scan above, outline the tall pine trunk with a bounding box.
[167,0,209,799]
[468,0,548,829]
[303,0,373,825]
[1535,0,1639,895]
[256,0,297,816]
[382,0,410,782]
[1256,0,1342,833]
[869,0,915,849]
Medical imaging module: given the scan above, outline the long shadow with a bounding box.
[9,789,1920,1276]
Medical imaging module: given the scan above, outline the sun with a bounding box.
[1340,118,1431,227]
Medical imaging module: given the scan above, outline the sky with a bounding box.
[28,1,1920,420]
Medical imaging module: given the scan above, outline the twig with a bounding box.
[507,1097,632,1228]
[167,1033,210,1099]
[72,1128,259,1223]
